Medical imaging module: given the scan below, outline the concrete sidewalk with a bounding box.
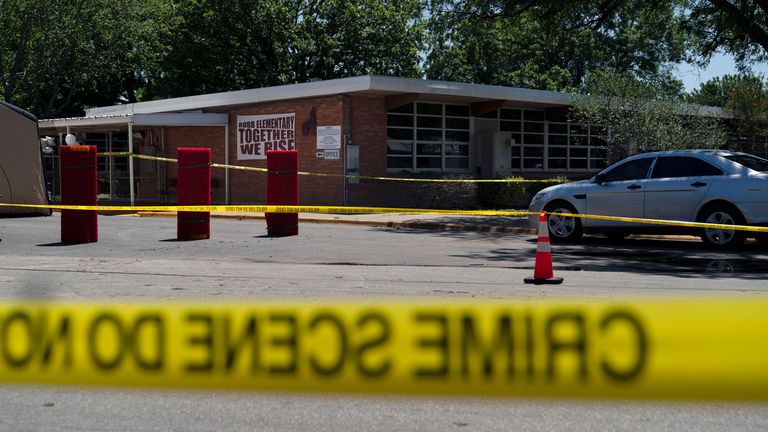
[135,211,535,233]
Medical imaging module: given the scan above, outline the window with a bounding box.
[603,158,654,182]
[387,102,470,171]
[501,109,546,170]
[650,156,723,179]
[724,154,768,172]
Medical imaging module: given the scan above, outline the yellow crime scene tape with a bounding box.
[98,152,565,183]
[1,299,767,400]
[2,202,768,233]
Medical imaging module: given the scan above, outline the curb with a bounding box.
[134,211,536,234]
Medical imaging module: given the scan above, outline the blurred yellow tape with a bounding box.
[97,152,564,183]
[2,202,768,233]
[1,299,767,400]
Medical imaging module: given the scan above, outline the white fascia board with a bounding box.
[132,113,229,126]
[368,76,573,105]
[86,76,373,117]
[38,115,132,129]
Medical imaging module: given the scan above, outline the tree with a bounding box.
[571,71,725,162]
[154,0,425,98]
[0,0,177,117]
[426,0,689,90]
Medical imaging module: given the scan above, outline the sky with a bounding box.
[675,52,768,92]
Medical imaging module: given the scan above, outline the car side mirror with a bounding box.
[593,173,607,184]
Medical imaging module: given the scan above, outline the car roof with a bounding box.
[623,149,754,160]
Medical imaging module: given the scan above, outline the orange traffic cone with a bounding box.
[524,212,563,285]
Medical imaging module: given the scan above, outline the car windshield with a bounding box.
[723,154,768,172]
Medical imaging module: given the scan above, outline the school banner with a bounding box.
[237,113,296,160]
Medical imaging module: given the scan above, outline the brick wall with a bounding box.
[163,126,227,203]
[228,96,345,205]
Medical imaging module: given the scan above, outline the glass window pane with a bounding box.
[500,109,521,120]
[549,123,568,134]
[524,134,544,145]
[571,159,588,169]
[524,122,544,133]
[387,128,413,140]
[387,157,412,169]
[445,130,469,142]
[570,135,589,146]
[417,103,442,115]
[417,143,442,155]
[445,117,469,129]
[445,105,469,117]
[387,142,413,155]
[603,158,654,182]
[446,157,469,169]
[590,136,607,147]
[387,114,413,127]
[549,159,567,169]
[571,147,588,158]
[549,135,568,146]
[388,103,413,114]
[524,146,544,157]
[417,130,442,141]
[511,146,521,157]
[416,157,441,169]
[445,144,469,156]
[570,124,587,135]
[524,158,544,169]
[549,147,567,158]
[650,156,723,178]
[500,121,521,132]
[523,110,545,121]
[417,116,442,128]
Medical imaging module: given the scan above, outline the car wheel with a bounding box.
[543,202,583,243]
[698,205,746,250]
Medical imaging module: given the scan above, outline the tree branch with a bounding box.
[707,0,768,52]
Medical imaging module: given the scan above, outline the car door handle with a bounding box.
[691,181,707,187]
[627,184,642,190]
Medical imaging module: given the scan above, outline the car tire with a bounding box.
[698,204,746,250]
[543,201,583,243]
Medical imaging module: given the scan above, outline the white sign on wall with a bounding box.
[323,149,340,160]
[237,113,296,160]
[317,125,341,150]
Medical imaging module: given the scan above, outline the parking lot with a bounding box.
[1,213,767,431]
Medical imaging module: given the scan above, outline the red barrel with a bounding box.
[61,145,97,243]
[266,150,298,236]
[177,148,211,240]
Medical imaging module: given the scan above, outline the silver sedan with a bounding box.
[528,150,768,249]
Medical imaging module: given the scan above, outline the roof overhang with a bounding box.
[39,112,229,133]
[83,76,575,118]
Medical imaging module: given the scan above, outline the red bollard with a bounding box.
[177,148,211,240]
[61,145,97,243]
[266,150,298,236]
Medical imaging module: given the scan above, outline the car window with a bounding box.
[650,156,723,179]
[603,157,654,182]
[723,154,768,172]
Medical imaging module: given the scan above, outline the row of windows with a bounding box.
[388,102,470,171]
[386,103,610,172]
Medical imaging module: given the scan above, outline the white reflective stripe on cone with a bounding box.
[539,220,548,236]
[537,242,551,253]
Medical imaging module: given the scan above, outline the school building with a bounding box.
[35,75,691,208]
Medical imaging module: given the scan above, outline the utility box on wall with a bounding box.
[346,143,359,184]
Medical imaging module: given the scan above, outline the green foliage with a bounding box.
[572,71,725,162]
[0,0,178,117]
[687,73,768,137]
[477,178,566,209]
[154,0,425,98]
[426,0,689,90]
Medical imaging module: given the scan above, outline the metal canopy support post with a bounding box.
[128,123,135,206]
[224,124,229,204]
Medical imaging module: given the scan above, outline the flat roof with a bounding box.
[84,76,574,117]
